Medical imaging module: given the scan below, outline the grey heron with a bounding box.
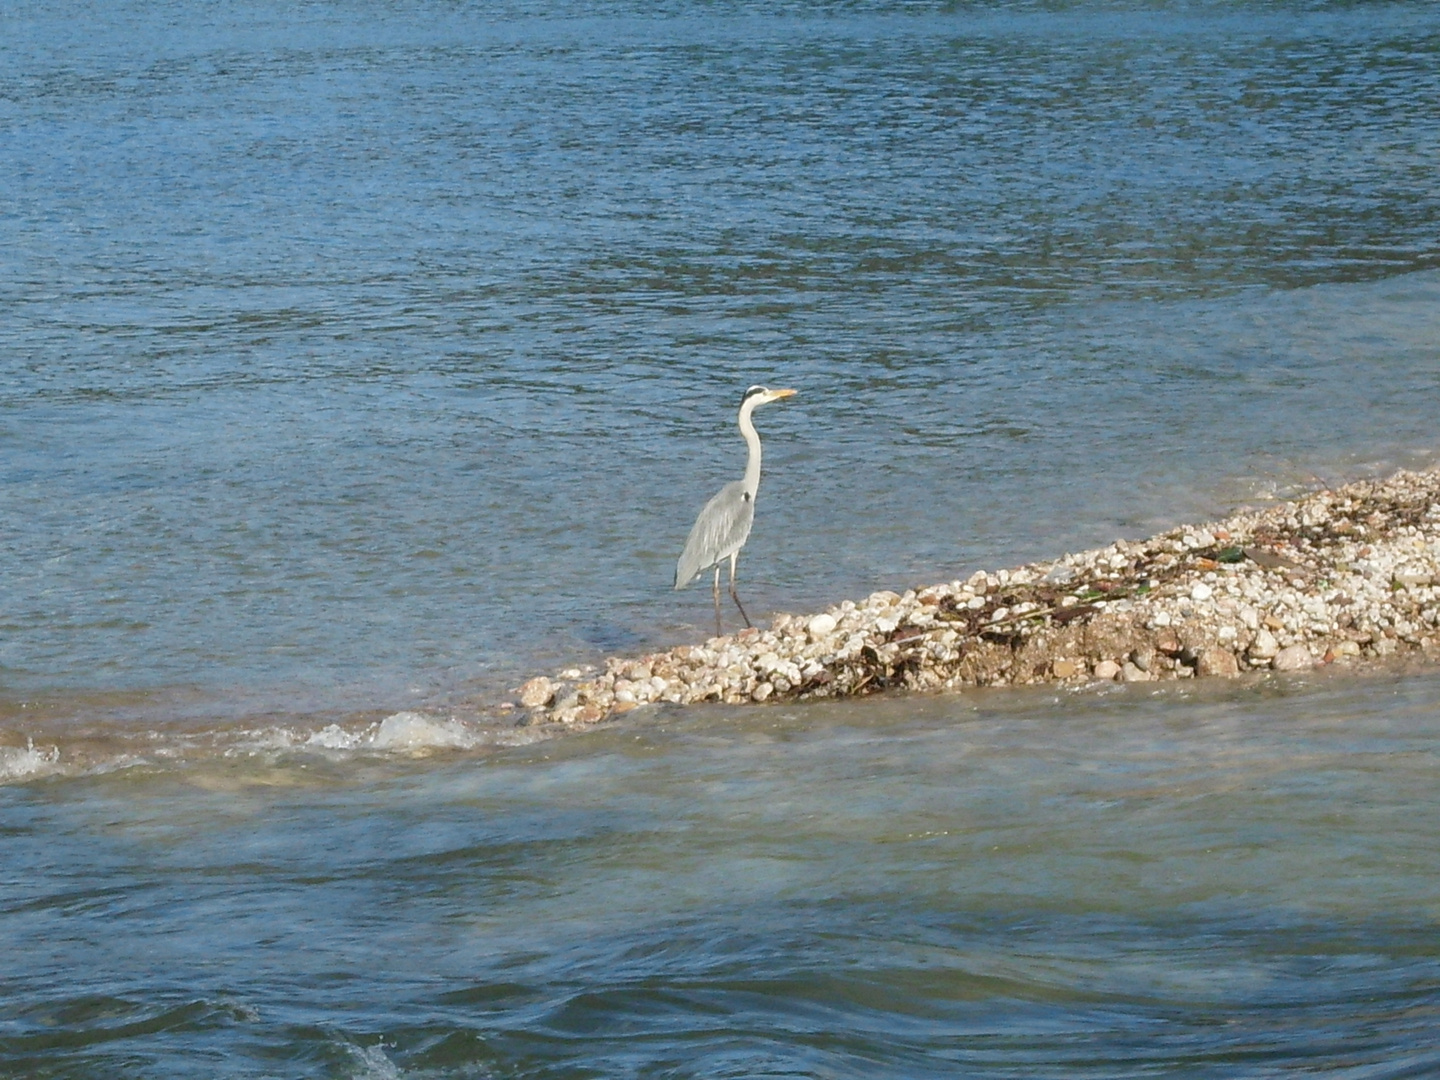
[674,385,797,635]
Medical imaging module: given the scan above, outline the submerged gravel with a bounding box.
[514,468,1440,726]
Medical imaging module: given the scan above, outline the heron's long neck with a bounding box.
[739,401,763,497]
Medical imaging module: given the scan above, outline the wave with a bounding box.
[0,741,64,783]
[0,708,549,787]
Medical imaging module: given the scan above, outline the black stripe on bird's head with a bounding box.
[739,385,797,408]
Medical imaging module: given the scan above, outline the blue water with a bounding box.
[3,1,1440,1075]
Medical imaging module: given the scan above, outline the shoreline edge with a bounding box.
[514,467,1440,725]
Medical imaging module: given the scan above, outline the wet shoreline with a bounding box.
[516,467,1440,726]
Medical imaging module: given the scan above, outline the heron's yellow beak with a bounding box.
[771,388,797,400]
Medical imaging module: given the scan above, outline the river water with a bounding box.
[3,1,1439,1075]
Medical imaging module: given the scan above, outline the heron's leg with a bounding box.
[728,551,752,629]
[712,565,723,637]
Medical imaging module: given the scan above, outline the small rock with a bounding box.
[1190,582,1214,602]
[1196,647,1240,677]
[1247,627,1280,660]
[518,676,555,709]
[1093,659,1122,680]
[807,613,837,639]
[1271,644,1315,672]
[1052,658,1080,678]
[752,681,774,702]
[1122,661,1151,682]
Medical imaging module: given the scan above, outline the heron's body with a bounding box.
[675,385,796,635]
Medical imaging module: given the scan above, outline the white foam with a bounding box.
[305,723,368,750]
[0,741,62,783]
[369,711,480,752]
[345,1042,402,1080]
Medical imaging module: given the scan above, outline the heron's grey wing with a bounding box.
[674,481,756,589]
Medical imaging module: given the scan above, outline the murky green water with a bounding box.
[3,0,1440,1073]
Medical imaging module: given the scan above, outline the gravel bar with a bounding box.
[513,467,1440,725]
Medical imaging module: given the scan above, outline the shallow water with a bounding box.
[3,0,1440,1074]
[5,671,1440,1076]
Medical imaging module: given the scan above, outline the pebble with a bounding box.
[517,676,555,709]
[1196,647,1241,677]
[1248,627,1280,660]
[807,613,837,639]
[1271,644,1315,672]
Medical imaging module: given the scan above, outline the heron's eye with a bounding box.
[743,492,751,501]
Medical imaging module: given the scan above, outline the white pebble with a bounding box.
[1271,644,1315,672]
[807,613,837,639]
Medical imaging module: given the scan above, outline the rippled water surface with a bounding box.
[6,673,1440,1076]
[3,0,1440,1074]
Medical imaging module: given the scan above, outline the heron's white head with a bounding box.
[741,385,798,408]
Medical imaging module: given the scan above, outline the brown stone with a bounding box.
[1196,647,1240,677]
[1051,658,1080,678]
